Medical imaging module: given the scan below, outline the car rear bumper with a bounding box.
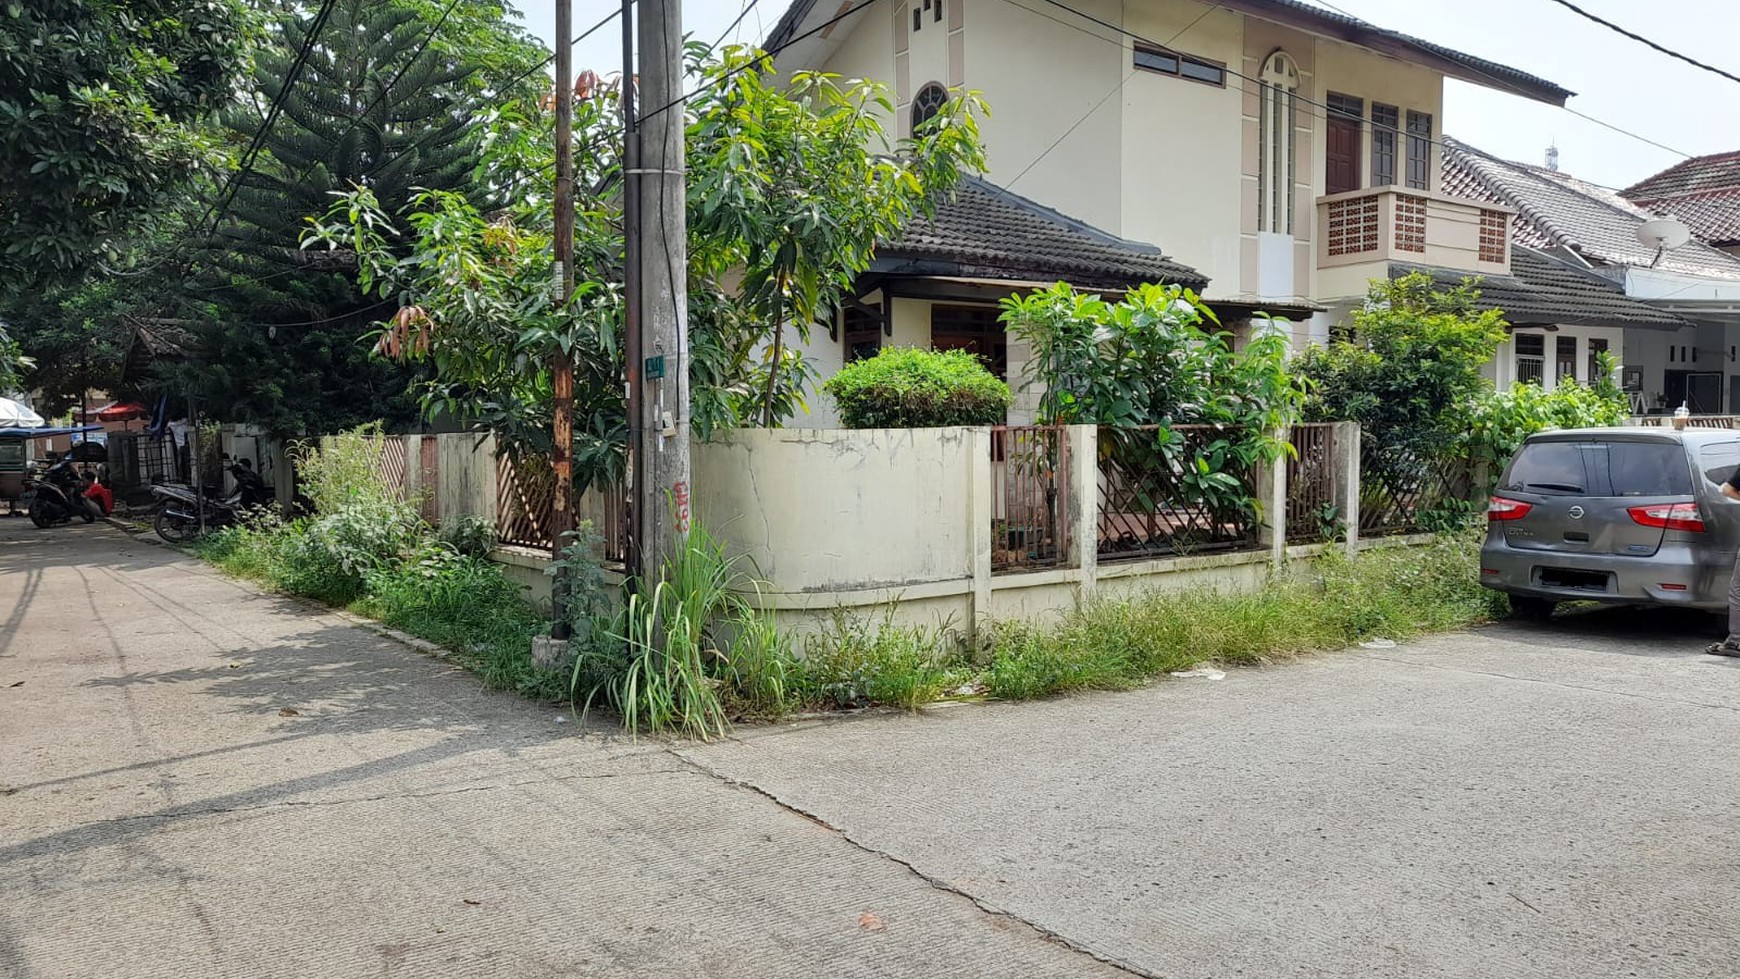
[1479,539,1733,609]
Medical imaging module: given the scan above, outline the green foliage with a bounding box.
[0,0,252,288]
[688,49,989,424]
[171,0,549,434]
[438,513,499,558]
[545,522,613,646]
[822,347,1012,428]
[1465,352,1629,468]
[0,322,31,393]
[1296,273,1507,457]
[984,529,1502,701]
[796,612,965,710]
[572,523,747,739]
[308,45,987,484]
[1001,282,1302,433]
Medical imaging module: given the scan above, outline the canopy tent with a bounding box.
[0,398,45,428]
[92,402,148,422]
[0,424,102,439]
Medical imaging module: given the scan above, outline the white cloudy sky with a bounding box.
[510,0,1740,190]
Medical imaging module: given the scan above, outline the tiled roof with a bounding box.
[875,177,1209,291]
[1391,247,1690,332]
[1441,136,1740,280]
[1624,151,1740,200]
[1622,152,1740,245]
[766,1,1570,104]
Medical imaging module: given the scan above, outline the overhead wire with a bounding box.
[1538,0,1740,88]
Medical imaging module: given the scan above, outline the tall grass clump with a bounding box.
[796,610,966,710]
[571,522,799,738]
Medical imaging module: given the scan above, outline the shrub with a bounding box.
[823,347,1012,428]
[1465,360,1628,470]
[438,513,499,558]
[796,612,964,710]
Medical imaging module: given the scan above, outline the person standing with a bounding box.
[1713,473,1740,656]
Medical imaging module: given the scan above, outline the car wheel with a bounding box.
[1508,596,1558,622]
[154,509,194,544]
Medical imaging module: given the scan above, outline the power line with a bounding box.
[1539,0,1740,88]
[710,0,761,51]
[199,0,342,246]
[1301,0,1694,160]
[639,0,881,124]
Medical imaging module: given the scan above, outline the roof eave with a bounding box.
[1213,0,1572,106]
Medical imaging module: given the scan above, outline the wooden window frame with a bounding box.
[1370,103,1398,187]
[1406,110,1433,191]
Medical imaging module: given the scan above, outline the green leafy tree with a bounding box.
[0,0,251,288]
[1001,282,1303,534]
[1294,272,1508,459]
[176,0,549,434]
[308,46,987,485]
[686,51,987,424]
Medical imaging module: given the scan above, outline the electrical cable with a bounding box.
[1538,0,1740,88]
[710,0,762,52]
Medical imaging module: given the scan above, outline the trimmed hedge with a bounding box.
[823,347,1012,428]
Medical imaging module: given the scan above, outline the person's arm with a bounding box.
[1724,467,1740,501]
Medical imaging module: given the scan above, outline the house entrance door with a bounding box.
[1665,370,1725,414]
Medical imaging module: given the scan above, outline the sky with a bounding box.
[510,0,1740,191]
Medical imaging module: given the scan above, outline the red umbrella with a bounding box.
[93,402,148,422]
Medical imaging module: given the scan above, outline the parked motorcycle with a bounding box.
[20,458,101,529]
[151,460,304,542]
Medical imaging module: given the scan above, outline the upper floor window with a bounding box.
[1133,44,1225,87]
[1257,51,1298,235]
[1406,111,1433,190]
[911,82,948,132]
[913,0,944,30]
[1371,103,1398,186]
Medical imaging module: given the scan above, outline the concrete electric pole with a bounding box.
[633,0,690,580]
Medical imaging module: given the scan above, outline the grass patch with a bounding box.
[983,529,1504,701]
[796,612,968,711]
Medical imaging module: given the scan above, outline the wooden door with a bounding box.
[1326,116,1361,195]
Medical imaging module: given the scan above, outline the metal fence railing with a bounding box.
[990,426,1070,573]
[1286,423,1341,543]
[1358,441,1480,536]
[1096,424,1261,562]
[495,450,628,565]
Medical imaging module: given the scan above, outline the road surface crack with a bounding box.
[669,749,1161,979]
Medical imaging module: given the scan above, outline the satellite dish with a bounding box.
[1638,217,1691,250]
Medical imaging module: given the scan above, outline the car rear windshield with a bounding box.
[1502,440,1691,497]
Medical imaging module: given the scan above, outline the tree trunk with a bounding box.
[760,284,786,427]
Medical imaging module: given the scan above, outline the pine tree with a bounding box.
[178,0,546,434]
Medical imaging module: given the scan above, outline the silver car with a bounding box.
[1480,426,1740,620]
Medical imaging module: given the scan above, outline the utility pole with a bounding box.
[621,0,643,583]
[634,0,690,579]
[549,0,577,641]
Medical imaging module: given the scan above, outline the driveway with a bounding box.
[4,520,1738,977]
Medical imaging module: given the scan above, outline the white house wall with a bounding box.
[963,0,1126,234]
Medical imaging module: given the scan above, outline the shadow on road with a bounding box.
[1483,601,1727,659]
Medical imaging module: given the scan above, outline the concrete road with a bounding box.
[5,520,1739,977]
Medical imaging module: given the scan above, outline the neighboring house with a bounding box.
[765,0,1575,422]
[1623,151,1740,256]
[1441,137,1740,414]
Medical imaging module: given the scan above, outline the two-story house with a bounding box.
[766,0,1585,422]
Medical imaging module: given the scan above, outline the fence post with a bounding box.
[1333,422,1361,555]
[404,435,423,506]
[968,427,994,648]
[1258,426,1288,567]
[1068,424,1098,599]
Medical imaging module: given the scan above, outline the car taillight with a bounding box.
[1628,502,1705,533]
[1488,496,1533,521]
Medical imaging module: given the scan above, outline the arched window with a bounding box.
[1257,51,1298,235]
[911,82,948,132]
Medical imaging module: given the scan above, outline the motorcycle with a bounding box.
[150,460,302,543]
[20,458,102,529]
